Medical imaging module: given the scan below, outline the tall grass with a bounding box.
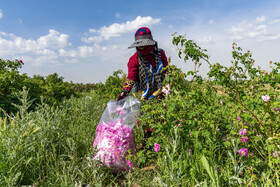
[0,87,116,186]
[1,86,279,186]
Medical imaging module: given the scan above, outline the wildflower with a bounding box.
[161,115,165,118]
[218,119,220,122]
[178,124,181,127]
[239,128,247,136]
[154,143,160,152]
[180,119,182,122]
[219,100,223,105]
[127,159,132,168]
[272,152,278,158]
[238,148,248,157]
[162,84,170,95]
[264,71,268,75]
[190,132,192,136]
[163,103,166,106]
[5,113,8,115]
[188,149,192,156]
[262,95,270,102]
[245,123,254,127]
[238,115,241,121]
[103,103,106,107]
[273,107,278,112]
[240,136,248,143]
[251,85,254,89]
[19,60,23,63]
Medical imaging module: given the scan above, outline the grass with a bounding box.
[1,87,280,186]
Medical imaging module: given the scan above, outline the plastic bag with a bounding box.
[93,96,141,172]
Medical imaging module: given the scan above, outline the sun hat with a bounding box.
[128,27,157,49]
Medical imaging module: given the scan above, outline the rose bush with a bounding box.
[135,34,280,185]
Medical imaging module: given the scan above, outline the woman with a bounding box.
[117,27,169,101]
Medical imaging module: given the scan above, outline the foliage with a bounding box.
[136,34,280,186]
[95,69,126,100]
[0,88,115,186]
[0,59,25,114]
[0,58,97,116]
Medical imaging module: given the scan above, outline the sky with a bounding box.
[1,0,280,83]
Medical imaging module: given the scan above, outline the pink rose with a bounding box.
[162,84,170,95]
[239,128,247,136]
[238,148,248,157]
[154,143,160,152]
[238,115,241,121]
[127,159,132,168]
[240,136,248,143]
[262,95,270,102]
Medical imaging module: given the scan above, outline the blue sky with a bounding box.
[1,0,280,83]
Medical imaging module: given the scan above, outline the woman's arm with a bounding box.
[117,79,135,101]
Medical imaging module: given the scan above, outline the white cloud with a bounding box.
[78,46,94,57]
[263,34,280,41]
[197,36,214,45]
[81,36,103,43]
[0,9,2,19]
[229,21,250,34]
[0,29,70,56]
[248,24,267,38]
[84,16,161,43]
[37,29,69,49]
[64,58,79,64]
[59,49,77,57]
[269,19,280,24]
[100,16,160,39]
[255,24,267,31]
[0,29,73,68]
[89,28,96,33]
[27,55,60,67]
[208,20,214,24]
[256,16,266,23]
[226,16,280,42]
